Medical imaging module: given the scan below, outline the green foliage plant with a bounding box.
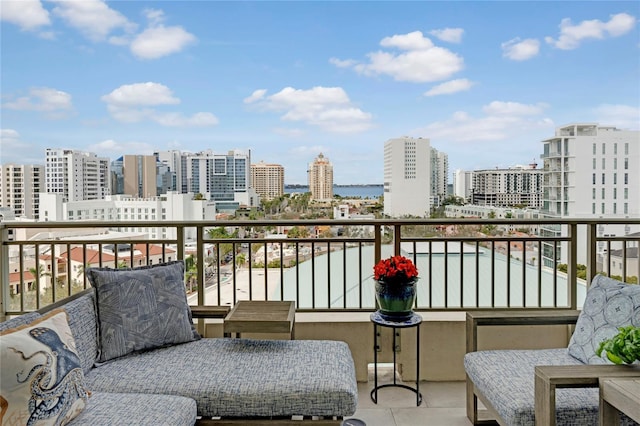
[596,325,640,365]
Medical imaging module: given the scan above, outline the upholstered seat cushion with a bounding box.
[69,392,196,426]
[84,338,358,418]
[464,348,594,426]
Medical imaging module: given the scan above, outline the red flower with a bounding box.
[373,255,418,284]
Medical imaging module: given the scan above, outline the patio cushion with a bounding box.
[63,290,99,374]
[0,309,90,426]
[86,260,199,363]
[464,348,592,426]
[84,338,358,418]
[568,275,640,364]
[69,392,196,426]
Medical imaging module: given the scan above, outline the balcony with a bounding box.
[1,218,639,424]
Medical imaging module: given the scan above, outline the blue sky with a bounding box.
[1,1,639,184]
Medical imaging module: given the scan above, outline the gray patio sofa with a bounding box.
[1,288,358,425]
[464,275,639,426]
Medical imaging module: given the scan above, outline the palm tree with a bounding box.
[29,264,51,293]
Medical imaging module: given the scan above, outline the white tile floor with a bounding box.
[346,374,474,426]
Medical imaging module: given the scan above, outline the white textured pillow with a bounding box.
[0,309,90,425]
[568,275,640,364]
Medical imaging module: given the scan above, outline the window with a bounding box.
[624,173,628,184]
[601,188,605,199]
[613,188,617,199]
[624,158,628,169]
[602,144,606,155]
[592,188,596,199]
[601,203,605,214]
[593,158,596,169]
[592,203,596,214]
[602,173,605,184]
[624,203,628,214]
[592,143,596,155]
[613,203,617,214]
[625,143,629,155]
[624,188,628,199]
[602,158,605,169]
[592,173,596,184]
[614,173,617,184]
[614,143,617,154]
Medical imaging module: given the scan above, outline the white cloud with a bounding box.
[246,86,373,133]
[130,25,196,59]
[482,101,547,116]
[0,0,50,30]
[429,28,464,43]
[87,139,155,155]
[418,101,552,143]
[332,31,463,83]
[502,38,540,61]
[243,89,267,104]
[0,128,41,163]
[2,87,73,118]
[101,82,218,127]
[593,104,640,130]
[273,127,305,138]
[50,0,136,42]
[101,82,180,107]
[545,13,636,50]
[424,79,474,96]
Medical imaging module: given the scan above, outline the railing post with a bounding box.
[567,223,578,310]
[394,224,401,256]
[197,225,205,307]
[586,223,597,287]
[0,224,7,321]
[374,224,381,263]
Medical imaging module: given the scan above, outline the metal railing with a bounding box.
[1,218,638,318]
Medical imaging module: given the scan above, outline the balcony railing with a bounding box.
[1,218,638,319]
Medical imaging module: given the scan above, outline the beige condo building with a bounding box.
[307,153,333,201]
[251,161,284,201]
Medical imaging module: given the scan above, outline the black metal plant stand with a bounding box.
[370,311,423,406]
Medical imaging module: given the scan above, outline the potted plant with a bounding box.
[373,255,419,320]
[596,325,640,365]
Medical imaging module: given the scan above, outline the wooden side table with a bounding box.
[600,378,640,425]
[224,300,296,339]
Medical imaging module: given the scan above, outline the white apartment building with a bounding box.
[471,163,543,209]
[308,153,333,201]
[540,123,639,265]
[39,192,216,242]
[45,148,110,202]
[184,149,258,208]
[453,169,473,201]
[0,164,43,219]
[251,161,284,201]
[383,136,431,218]
[431,148,448,206]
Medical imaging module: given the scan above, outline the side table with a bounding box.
[600,378,640,426]
[370,311,423,406]
[224,300,296,339]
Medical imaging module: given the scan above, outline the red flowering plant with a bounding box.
[373,255,419,286]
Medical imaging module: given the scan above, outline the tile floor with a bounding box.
[345,367,474,426]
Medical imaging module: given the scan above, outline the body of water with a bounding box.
[284,184,383,199]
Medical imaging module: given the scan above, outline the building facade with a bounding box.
[453,169,473,202]
[308,153,333,201]
[471,163,543,209]
[251,161,284,201]
[45,148,110,202]
[0,164,43,219]
[540,123,639,265]
[383,136,431,218]
[430,148,449,207]
[123,155,157,198]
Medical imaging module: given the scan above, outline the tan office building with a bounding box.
[308,153,333,201]
[123,155,157,198]
[251,161,284,201]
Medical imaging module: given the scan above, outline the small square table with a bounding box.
[600,378,640,425]
[224,300,296,339]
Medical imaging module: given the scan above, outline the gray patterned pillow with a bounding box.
[568,275,640,364]
[86,260,200,363]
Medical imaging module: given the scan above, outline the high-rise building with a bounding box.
[123,155,157,198]
[453,169,473,201]
[471,163,543,209]
[540,123,639,265]
[45,149,110,202]
[251,161,284,201]
[308,153,333,201]
[383,137,431,217]
[185,149,258,208]
[431,148,449,207]
[0,164,43,219]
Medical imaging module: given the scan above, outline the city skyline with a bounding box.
[1,1,639,184]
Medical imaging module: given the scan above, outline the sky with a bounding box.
[1,1,639,185]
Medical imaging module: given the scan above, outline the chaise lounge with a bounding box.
[464,274,640,426]
[0,261,358,425]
